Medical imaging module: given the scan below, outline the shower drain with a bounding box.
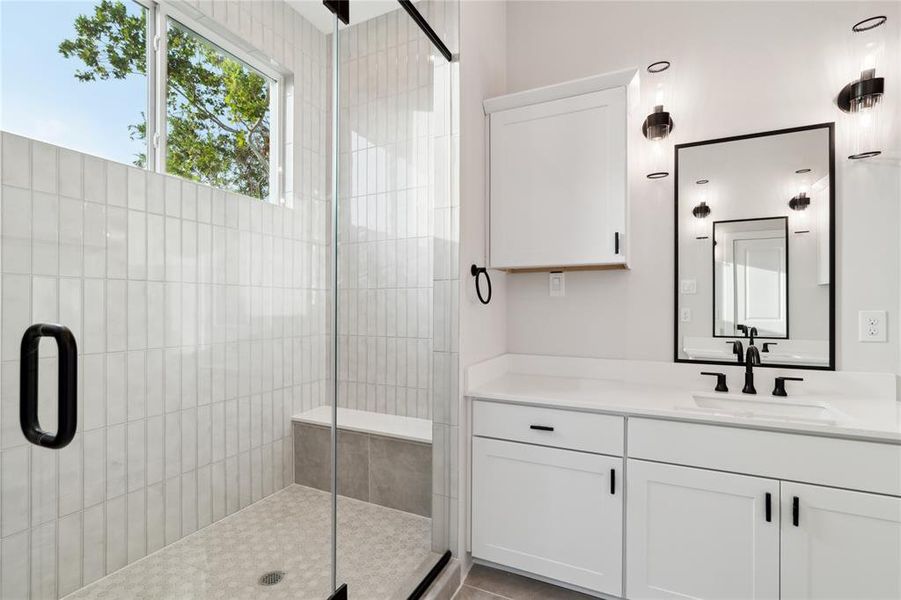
[258,571,286,586]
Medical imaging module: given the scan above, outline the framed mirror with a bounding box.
[674,123,835,370]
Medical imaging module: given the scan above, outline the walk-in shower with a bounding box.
[0,0,458,597]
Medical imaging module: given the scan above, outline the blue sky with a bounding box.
[1,0,147,165]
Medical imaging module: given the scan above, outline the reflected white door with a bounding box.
[734,234,787,337]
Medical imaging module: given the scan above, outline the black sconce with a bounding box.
[837,16,887,159]
[692,201,711,218]
[644,61,674,179]
[789,192,810,211]
[692,179,710,239]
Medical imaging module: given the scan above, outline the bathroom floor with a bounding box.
[65,485,434,600]
[453,565,595,600]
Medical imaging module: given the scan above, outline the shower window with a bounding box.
[165,19,276,200]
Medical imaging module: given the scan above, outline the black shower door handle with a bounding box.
[20,323,78,449]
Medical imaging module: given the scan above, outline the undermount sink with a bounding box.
[679,393,839,425]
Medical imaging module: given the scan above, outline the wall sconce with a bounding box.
[644,60,674,179]
[692,179,710,239]
[837,16,887,159]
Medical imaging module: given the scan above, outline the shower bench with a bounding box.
[291,407,432,517]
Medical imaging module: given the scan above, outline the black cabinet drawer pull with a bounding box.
[792,496,800,527]
[610,468,616,495]
[20,323,78,449]
[529,425,554,432]
[614,231,621,255]
[765,492,772,522]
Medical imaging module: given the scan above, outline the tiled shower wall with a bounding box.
[0,1,329,597]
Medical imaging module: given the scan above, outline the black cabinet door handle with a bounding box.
[610,468,616,495]
[614,232,620,255]
[765,492,772,522]
[20,323,77,449]
[792,496,800,527]
[529,425,554,432]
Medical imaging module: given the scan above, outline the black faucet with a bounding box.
[736,324,749,337]
[743,344,761,394]
[726,340,744,364]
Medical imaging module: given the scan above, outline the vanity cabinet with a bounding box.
[626,460,779,600]
[483,69,637,271]
[781,483,901,600]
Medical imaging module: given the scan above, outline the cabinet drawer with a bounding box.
[473,400,623,455]
[629,418,901,496]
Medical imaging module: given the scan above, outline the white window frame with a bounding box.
[134,0,285,203]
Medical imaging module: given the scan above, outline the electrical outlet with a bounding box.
[680,307,692,323]
[549,271,565,297]
[858,310,887,342]
[680,279,697,295]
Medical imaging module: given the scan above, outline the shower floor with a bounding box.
[65,485,435,600]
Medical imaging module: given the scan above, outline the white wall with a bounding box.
[502,1,901,373]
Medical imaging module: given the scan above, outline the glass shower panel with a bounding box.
[330,1,458,596]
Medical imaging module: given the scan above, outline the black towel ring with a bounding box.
[470,265,492,305]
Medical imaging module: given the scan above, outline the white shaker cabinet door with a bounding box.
[471,437,623,596]
[489,86,627,269]
[781,482,901,600]
[626,459,779,600]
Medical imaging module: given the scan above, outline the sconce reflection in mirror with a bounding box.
[644,60,674,179]
[789,168,812,233]
[836,15,887,160]
[788,192,810,211]
[692,180,711,240]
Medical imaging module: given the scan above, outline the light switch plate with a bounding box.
[549,271,565,297]
[680,307,692,322]
[859,310,887,342]
[680,279,697,295]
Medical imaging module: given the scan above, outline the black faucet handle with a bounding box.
[762,342,778,352]
[773,376,804,397]
[726,340,745,363]
[701,372,729,392]
[737,324,748,336]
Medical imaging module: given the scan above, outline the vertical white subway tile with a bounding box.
[58,512,83,596]
[32,190,59,276]
[147,173,165,215]
[83,202,107,277]
[83,428,106,508]
[127,167,146,211]
[30,445,57,527]
[1,186,32,274]
[59,436,83,516]
[59,197,84,277]
[127,349,146,421]
[147,282,164,349]
[32,141,57,194]
[106,352,126,426]
[165,412,181,478]
[1,132,31,188]
[1,445,30,537]
[107,206,128,278]
[181,182,197,221]
[127,421,145,493]
[30,522,56,600]
[165,282,181,348]
[82,354,105,431]
[211,460,226,522]
[165,217,181,284]
[106,494,127,573]
[197,186,211,223]
[59,277,83,354]
[164,347,181,413]
[197,463,212,528]
[106,162,128,207]
[58,148,82,200]
[83,155,106,205]
[106,279,127,353]
[82,502,106,585]
[147,213,165,281]
[106,423,126,499]
[225,455,238,515]
[127,489,146,564]
[164,177,180,217]
[1,362,21,450]
[146,414,164,486]
[181,408,197,473]
[1,530,29,598]
[146,482,165,553]
[128,210,147,279]
[238,451,251,509]
[146,348,164,417]
[181,472,197,536]
[127,281,147,350]
[83,278,106,354]
[197,403,211,467]
[164,476,181,544]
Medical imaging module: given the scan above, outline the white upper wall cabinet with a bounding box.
[484,69,638,270]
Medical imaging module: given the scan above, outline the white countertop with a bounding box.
[466,355,901,444]
[292,406,432,444]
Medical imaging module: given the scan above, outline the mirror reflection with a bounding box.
[676,125,833,369]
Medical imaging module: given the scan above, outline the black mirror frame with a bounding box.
[673,122,836,371]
